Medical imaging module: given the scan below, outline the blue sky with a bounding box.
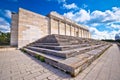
[0,0,120,39]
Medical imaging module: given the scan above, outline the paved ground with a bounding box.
[0,44,120,80]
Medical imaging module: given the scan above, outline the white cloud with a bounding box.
[63,11,74,19]
[0,9,11,18]
[4,10,11,18]
[89,27,119,40]
[0,17,10,33]
[63,9,90,23]
[63,3,78,9]
[0,9,11,32]
[89,7,120,24]
[63,7,120,39]
[109,24,120,29]
[64,7,120,24]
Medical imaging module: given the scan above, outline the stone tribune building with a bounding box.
[10,8,91,48]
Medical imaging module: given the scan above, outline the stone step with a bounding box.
[29,34,109,47]
[23,44,111,77]
[30,42,72,46]
[32,44,90,51]
[34,36,69,43]
[26,44,104,58]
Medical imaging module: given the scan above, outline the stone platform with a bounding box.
[1,44,120,80]
[23,34,111,77]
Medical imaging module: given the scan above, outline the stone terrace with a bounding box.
[0,44,120,80]
[23,34,111,76]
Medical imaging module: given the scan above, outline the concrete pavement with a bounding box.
[0,44,120,80]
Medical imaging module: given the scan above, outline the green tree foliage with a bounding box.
[0,31,10,45]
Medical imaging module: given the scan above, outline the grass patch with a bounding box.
[34,54,45,62]
[20,48,27,53]
[20,49,45,62]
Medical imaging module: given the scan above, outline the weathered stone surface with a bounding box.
[11,8,91,48]
[10,13,18,46]
[1,44,120,80]
[23,34,111,77]
[18,8,49,48]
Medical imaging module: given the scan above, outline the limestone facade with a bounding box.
[10,13,18,46]
[10,8,91,48]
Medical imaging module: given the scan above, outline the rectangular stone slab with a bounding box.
[23,44,111,77]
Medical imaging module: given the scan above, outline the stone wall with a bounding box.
[10,13,18,46]
[59,21,65,35]
[66,24,70,36]
[51,19,59,34]
[18,8,49,48]
[11,8,91,48]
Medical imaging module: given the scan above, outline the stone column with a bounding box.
[77,28,79,37]
[85,30,87,38]
[81,29,82,37]
[73,26,75,36]
[58,20,60,35]
[10,13,18,46]
[79,28,82,37]
[89,32,91,38]
[81,29,83,38]
[83,30,85,38]
[86,31,88,38]
[49,17,52,35]
[87,31,89,38]
[71,25,74,36]
[70,25,71,36]
[65,23,66,35]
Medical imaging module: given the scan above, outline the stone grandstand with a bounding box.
[22,34,111,77]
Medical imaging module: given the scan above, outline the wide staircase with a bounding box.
[22,34,111,77]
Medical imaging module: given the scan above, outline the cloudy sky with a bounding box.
[0,0,120,40]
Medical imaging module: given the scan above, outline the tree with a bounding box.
[0,31,10,45]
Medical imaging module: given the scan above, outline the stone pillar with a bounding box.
[70,25,71,36]
[49,17,52,35]
[79,28,81,37]
[87,31,89,38]
[71,25,74,36]
[85,30,87,38]
[77,28,79,37]
[89,32,91,38]
[85,30,86,38]
[83,30,85,38]
[81,29,83,38]
[58,20,60,35]
[83,30,84,38]
[81,29,82,37]
[65,23,66,35]
[74,26,75,37]
[10,13,18,47]
[86,31,88,38]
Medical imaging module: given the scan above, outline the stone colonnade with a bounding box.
[48,12,91,38]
